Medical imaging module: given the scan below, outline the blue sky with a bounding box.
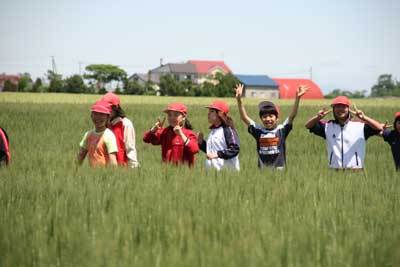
[1,0,399,93]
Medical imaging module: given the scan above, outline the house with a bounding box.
[188,60,232,84]
[129,73,160,91]
[235,74,280,99]
[149,62,198,84]
[272,78,324,99]
[0,74,20,91]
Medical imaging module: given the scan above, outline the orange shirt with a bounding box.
[80,129,117,167]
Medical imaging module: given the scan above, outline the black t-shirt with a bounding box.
[382,129,400,170]
[248,118,292,169]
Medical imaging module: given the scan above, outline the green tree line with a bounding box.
[3,65,399,98]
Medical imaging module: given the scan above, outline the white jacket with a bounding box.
[311,119,377,169]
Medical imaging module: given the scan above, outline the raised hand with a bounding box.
[382,120,392,130]
[151,116,165,132]
[235,84,244,100]
[296,85,310,98]
[349,104,365,120]
[173,125,183,136]
[317,107,331,119]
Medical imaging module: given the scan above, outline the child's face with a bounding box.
[261,113,278,129]
[167,111,185,126]
[208,109,221,125]
[91,111,108,130]
[333,104,349,121]
[395,120,400,133]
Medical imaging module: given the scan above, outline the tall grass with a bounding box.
[0,93,399,266]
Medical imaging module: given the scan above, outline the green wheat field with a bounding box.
[0,93,399,267]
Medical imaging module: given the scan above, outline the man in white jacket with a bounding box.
[305,96,382,170]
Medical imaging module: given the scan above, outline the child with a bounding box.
[101,92,139,168]
[381,111,400,170]
[235,84,308,170]
[143,102,199,166]
[197,100,240,171]
[305,96,382,170]
[0,127,10,166]
[77,100,118,167]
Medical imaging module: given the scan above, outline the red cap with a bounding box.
[207,100,229,114]
[331,96,350,107]
[163,102,187,115]
[91,100,111,115]
[394,111,400,120]
[101,92,120,106]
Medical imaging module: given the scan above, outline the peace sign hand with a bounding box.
[235,84,244,100]
[296,85,310,98]
[382,120,392,130]
[151,116,165,132]
[317,108,331,119]
[349,104,365,120]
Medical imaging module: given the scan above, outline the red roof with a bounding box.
[188,60,232,74]
[272,78,324,99]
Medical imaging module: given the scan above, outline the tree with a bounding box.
[2,80,17,92]
[159,74,182,96]
[18,73,32,92]
[31,78,42,92]
[63,75,87,93]
[370,74,396,97]
[84,64,127,93]
[47,70,64,92]
[124,80,145,95]
[325,89,366,99]
[213,73,239,97]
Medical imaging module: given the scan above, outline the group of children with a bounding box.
[0,90,396,170]
[74,87,400,171]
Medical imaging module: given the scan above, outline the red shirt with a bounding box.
[109,120,127,166]
[143,127,199,166]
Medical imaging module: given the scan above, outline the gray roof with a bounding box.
[167,63,197,74]
[129,73,160,84]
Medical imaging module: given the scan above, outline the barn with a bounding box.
[272,78,324,99]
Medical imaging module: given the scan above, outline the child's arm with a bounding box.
[379,120,392,136]
[349,105,383,131]
[76,148,88,165]
[235,84,252,126]
[288,85,309,124]
[305,108,331,129]
[108,153,118,166]
[143,117,165,144]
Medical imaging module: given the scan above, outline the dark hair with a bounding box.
[394,116,400,130]
[112,105,126,118]
[183,118,193,130]
[211,109,235,129]
[259,106,278,118]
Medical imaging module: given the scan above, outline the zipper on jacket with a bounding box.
[329,152,333,165]
[355,152,359,166]
[341,126,344,168]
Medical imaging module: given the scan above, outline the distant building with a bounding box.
[129,73,160,91]
[0,74,20,91]
[188,60,232,84]
[129,60,233,87]
[235,74,280,99]
[149,62,198,83]
[272,78,324,99]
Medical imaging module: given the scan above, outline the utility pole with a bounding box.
[79,61,82,75]
[51,56,57,74]
[309,66,313,80]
